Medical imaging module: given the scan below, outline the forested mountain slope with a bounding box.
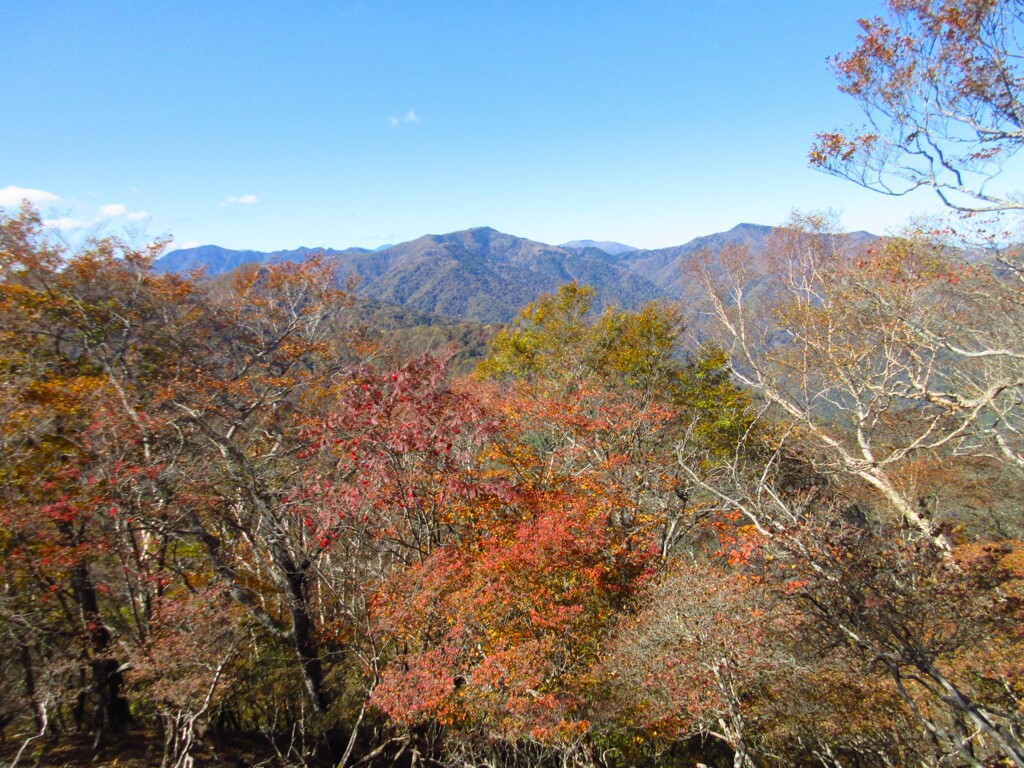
[157,227,665,322]
[155,223,877,322]
[4,203,1023,768]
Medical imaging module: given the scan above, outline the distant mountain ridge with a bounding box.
[154,224,877,323]
[153,244,374,275]
[329,227,661,322]
[560,239,637,255]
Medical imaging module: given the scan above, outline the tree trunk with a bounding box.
[71,562,132,749]
[282,561,331,712]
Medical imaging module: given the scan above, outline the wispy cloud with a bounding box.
[97,202,148,222]
[0,185,60,207]
[99,203,127,218]
[388,110,420,127]
[43,216,88,231]
[222,194,259,206]
[3,189,147,230]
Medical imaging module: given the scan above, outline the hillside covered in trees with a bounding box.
[3,1,1024,767]
[151,224,778,324]
[3,203,1023,768]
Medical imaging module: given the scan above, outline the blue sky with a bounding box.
[0,1,958,251]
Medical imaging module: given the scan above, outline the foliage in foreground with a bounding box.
[2,201,1023,768]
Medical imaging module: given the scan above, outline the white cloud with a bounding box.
[223,194,259,206]
[388,110,420,127]
[43,217,88,231]
[177,240,200,249]
[0,185,60,207]
[97,203,148,221]
[99,203,127,218]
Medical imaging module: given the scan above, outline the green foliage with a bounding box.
[479,282,754,460]
[674,343,756,460]
[478,281,684,390]
[5,195,1024,767]
[477,281,597,385]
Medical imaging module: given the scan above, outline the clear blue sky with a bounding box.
[0,1,954,251]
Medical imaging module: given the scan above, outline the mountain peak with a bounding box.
[561,239,637,256]
[727,223,773,235]
[151,224,877,323]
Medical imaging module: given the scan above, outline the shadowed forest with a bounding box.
[3,2,1024,767]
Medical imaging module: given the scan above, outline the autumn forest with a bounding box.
[3,2,1024,767]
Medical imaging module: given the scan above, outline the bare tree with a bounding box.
[811,0,1024,214]
[689,213,1024,552]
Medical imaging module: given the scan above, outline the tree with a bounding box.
[0,205,516,761]
[132,585,243,768]
[480,282,756,557]
[370,489,655,747]
[686,211,1024,764]
[156,255,360,715]
[688,212,1024,552]
[599,537,779,768]
[810,0,1024,214]
[478,281,682,395]
[781,516,1024,767]
[0,204,199,749]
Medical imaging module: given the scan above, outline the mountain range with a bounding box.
[560,239,638,255]
[153,224,874,323]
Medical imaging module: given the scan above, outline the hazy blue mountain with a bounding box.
[560,239,637,256]
[152,223,879,324]
[621,223,775,295]
[334,227,664,323]
[619,223,881,298]
[152,244,370,275]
